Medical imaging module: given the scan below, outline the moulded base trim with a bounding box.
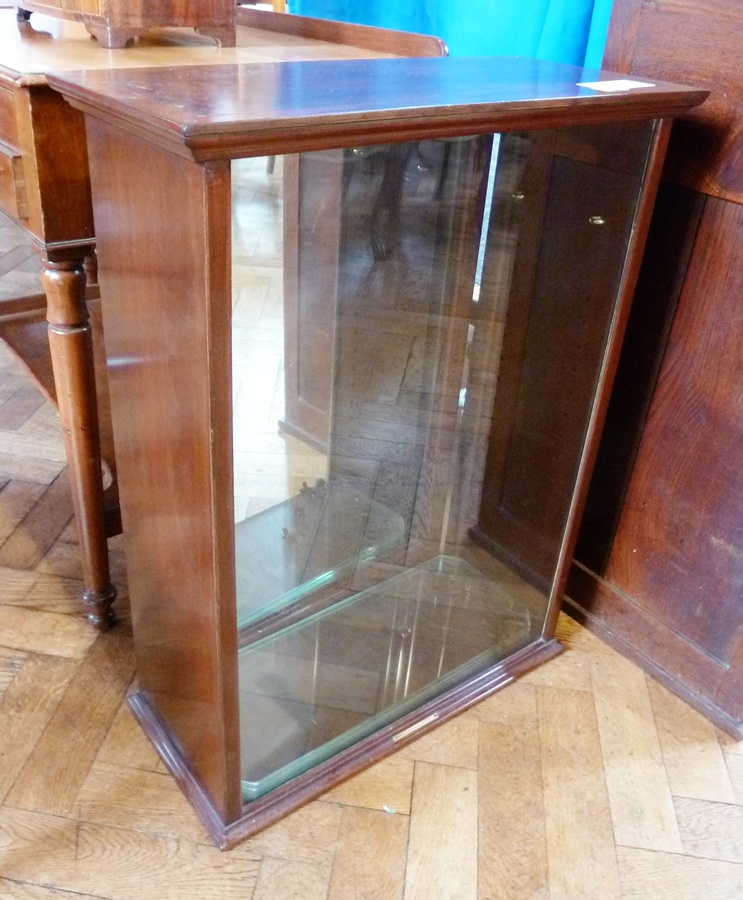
[128,636,563,849]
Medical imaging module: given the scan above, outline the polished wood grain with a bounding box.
[568,195,743,732]
[85,118,241,825]
[604,0,743,202]
[601,0,642,74]
[0,8,422,76]
[590,198,743,668]
[0,48,111,626]
[50,57,707,163]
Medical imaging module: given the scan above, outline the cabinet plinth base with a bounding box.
[129,637,562,848]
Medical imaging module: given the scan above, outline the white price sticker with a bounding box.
[577,79,656,92]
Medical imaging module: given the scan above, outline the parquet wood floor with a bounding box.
[3,189,743,898]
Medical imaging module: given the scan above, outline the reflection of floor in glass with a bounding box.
[238,555,533,800]
[231,156,328,522]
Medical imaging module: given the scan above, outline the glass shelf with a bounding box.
[235,479,405,629]
[238,554,531,799]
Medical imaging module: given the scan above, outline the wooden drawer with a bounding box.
[0,83,19,148]
[0,139,28,222]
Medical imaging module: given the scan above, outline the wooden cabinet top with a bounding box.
[48,56,708,161]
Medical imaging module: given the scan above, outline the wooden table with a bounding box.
[0,6,444,628]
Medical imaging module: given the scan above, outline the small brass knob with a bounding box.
[589,216,606,226]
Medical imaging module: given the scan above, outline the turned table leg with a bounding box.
[41,257,116,629]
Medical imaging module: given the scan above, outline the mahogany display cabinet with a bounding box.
[49,57,706,847]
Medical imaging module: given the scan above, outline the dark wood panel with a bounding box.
[601,0,642,74]
[605,0,743,203]
[564,571,741,735]
[588,196,743,666]
[566,564,727,698]
[575,181,706,571]
[569,0,743,735]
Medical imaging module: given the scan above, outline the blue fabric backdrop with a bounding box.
[291,0,615,68]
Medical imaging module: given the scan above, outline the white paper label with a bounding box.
[577,79,656,93]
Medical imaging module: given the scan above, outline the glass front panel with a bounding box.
[231,121,654,800]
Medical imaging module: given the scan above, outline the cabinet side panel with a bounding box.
[85,118,240,823]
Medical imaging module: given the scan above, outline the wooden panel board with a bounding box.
[84,117,241,823]
[595,197,743,671]
[606,0,743,202]
[477,125,651,585]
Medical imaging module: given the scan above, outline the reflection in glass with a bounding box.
[231,122,653,799]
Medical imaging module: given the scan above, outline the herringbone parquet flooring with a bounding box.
[2,203,743,899]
